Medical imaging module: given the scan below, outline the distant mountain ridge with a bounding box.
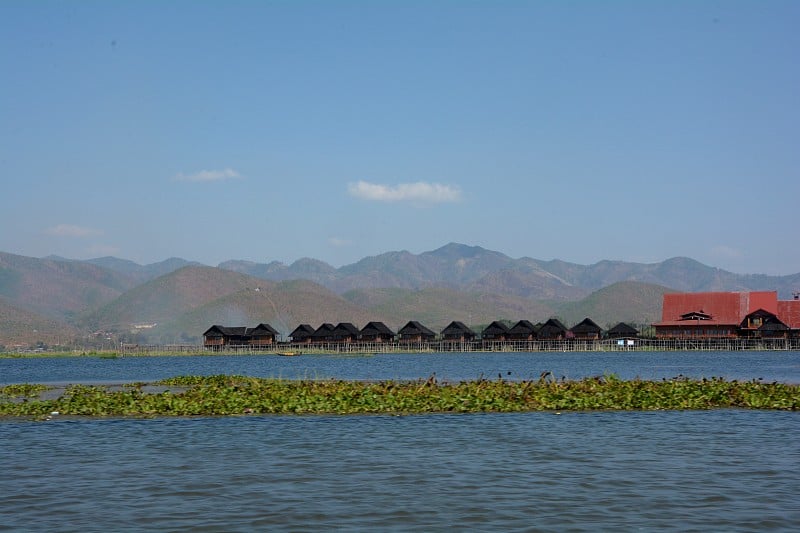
[65,256,203,284]
[1,251,138,320]
[79,266,273,330]
[217,243,800,300]
[1,244,798,348]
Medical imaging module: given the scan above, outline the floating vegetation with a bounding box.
[0,375,797,419]
[0,383,50,398]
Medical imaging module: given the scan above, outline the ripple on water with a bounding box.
[0,410,798,531]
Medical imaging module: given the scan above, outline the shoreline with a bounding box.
[4,336,800,358]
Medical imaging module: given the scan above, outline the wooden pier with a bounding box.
[119,337,800,355]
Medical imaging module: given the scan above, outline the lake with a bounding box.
[1,351,799,531]
[2,349,800,386]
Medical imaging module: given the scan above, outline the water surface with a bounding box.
[2,351,798,531]
[1,410,797,531]
[2,350,799,385]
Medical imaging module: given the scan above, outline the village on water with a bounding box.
[167,290,800,355]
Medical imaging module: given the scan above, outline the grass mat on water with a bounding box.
[1,374,797,418]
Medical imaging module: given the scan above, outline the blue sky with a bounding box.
[2,1,798,275]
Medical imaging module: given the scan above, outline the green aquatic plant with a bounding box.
[0,383,50,398]
[0,375,797,419]
[156,374,257,387]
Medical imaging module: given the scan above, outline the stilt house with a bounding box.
[398,321,436,343]
[441,321,477,342]
[359,322,396,343]
[569,318,603,340]
[507,320,538,341]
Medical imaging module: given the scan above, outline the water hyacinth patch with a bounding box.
[0,375,797,419]
[0,383,50,398]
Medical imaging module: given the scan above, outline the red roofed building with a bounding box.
[654,291,800,339]
[778,300,800,331]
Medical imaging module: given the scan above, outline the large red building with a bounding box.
[654,291,800,339]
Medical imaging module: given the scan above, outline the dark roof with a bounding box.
[336,322,359,335]
[607,322,639,337]
[203,324,278,339]
[544,318,567,329]
[441,321,476,336]
[680,311,713,321]
[508,320,537,335]
[203,325,226,337]
[332,322,360,337]
[570,318,603,334]
[759,321,789,332]
[537,318,568,338]
[482,321,510,336]
[251,323,279,336]
[313,323,336,338]
[746,308,777,317]
[398,320,436,337]
[360,321,395,336]
[203,325,248,337]
[742,309,789,331]
[290,324,315,337]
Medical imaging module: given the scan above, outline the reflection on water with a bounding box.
[2,410,798,531]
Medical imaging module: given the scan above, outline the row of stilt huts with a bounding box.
[202,318,639,350]
[198,290,800,352]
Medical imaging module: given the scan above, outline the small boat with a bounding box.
[277,351,301,357]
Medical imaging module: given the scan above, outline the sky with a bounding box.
[1,1,798,275]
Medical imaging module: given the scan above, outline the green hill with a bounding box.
[343,286,557,331]
[0,296,82,348]
[80,265,272,331]
[153,279,381,343]
[552,281,672,329]
[0,251,137,321]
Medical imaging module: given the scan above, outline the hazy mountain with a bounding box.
[335,250,427,290]
[80,265,271,331]
[525,256,800,298]
[155,279,381,343]
[550,281,673,328]
[218,243,521,293]
[343,286,557,331]
[341,282,667,333]
[87,256,203,283]
[0,296,82,347]
[216,243,800,299]
[334,243,514,291]
[2,244,799,348]
[218,257,339,286]
[217,259,292,280]
[468,262,590,301]
[84,256,145,276]
[0,251,138,321]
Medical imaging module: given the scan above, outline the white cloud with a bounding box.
[45,224,103,238]
[174,168,241,182]
[328,237,352,247]
[348,180,462,204]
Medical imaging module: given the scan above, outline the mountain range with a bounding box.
[1,243,798,348]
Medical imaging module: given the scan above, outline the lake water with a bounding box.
[2,349,800,385]
[2,351,799,531]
